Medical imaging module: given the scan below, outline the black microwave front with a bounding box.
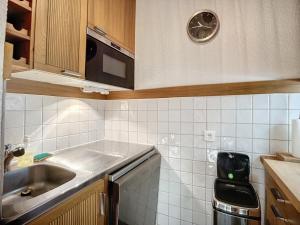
[85,28,134,89]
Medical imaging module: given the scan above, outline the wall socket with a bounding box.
[204,130,216,142]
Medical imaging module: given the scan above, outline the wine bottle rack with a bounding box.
[5,0,34,73]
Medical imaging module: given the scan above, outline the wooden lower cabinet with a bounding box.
[27,180,105,225]
[265,173,300,225]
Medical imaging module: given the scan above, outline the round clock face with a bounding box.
[187,10,219,43]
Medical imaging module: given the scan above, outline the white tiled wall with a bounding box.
[104,93,300,225]
[4,93,105,153]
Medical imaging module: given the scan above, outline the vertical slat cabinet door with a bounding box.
[28,180,105,225]
[34,0,87,78]
[123,0,135,53]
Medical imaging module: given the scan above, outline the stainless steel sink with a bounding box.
[0,141,153,224]
[2,164,76,218]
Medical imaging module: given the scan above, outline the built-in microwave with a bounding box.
[85,28,134,89]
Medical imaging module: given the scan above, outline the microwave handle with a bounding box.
[61,70,82,78]
[94,26,107,36]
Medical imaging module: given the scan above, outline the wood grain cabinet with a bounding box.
[34,0,87,79]
[265,173,300,225]
[88,0,136,53]
[28,180,106,225]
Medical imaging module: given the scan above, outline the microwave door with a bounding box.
[109,154,161,225]
[86,35,134,89]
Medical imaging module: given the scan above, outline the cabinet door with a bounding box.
[34,0,87,78]
[88,0,135,53]
[123,0,135,52]
[88,0,108,32]
[28,180,105,225]
[106,0,135,53]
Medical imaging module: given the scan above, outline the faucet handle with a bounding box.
[13,147,25,157]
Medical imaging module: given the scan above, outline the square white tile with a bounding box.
[270,125,288,140]
[253,94,269,109]
[289,94,300,109]
[26,95,43,110]
[194,97,206,109]
[221,96,236,109]
[236,95,252,109]
[206,110,220,123]
[253,110,269,124]
[206,97,221,109]
[221,110,236,123]
[181,97,194,110]
[253,124,270,139]
[270,94,288,109]
[237,110,252,123]
[270,110,288,124]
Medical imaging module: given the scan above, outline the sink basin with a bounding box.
[2,164,76,218]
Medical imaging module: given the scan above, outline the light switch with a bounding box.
[204,130,216,142]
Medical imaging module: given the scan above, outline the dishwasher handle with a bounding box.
[109,182,120,225]
[108,149,156,182]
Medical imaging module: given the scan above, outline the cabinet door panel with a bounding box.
[123,0,135,52]
[28,180,105,225]
[106,0,125,44]
[34,0,87,77]
[88,0,108,32]
[88,0,135,53]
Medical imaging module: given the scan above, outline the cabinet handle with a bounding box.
[61,70,82,78]
[271,188,288,203]
[94,26,106,36]
[99,192,106,216]
[271,205,288,222]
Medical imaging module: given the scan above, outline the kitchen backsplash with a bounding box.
[4,93,105,153]
[104,93,300,225]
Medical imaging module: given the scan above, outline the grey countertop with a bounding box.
[1,140,154,225]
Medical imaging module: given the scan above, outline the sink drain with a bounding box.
[21,188,32,196]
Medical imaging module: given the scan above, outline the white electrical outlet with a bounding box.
[204,130,216,142]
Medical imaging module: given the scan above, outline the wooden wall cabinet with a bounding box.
[28,180,106,225]
[88,0,136,53]
[265,173,300,225]
[34,0,87,79]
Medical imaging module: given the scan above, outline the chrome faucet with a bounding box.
[4,144,25,172]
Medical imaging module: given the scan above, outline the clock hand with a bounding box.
[191,24,212,29]
[197,21,212,29]
[191,25,202,29]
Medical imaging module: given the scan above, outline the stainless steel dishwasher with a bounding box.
[108,150,161,225]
